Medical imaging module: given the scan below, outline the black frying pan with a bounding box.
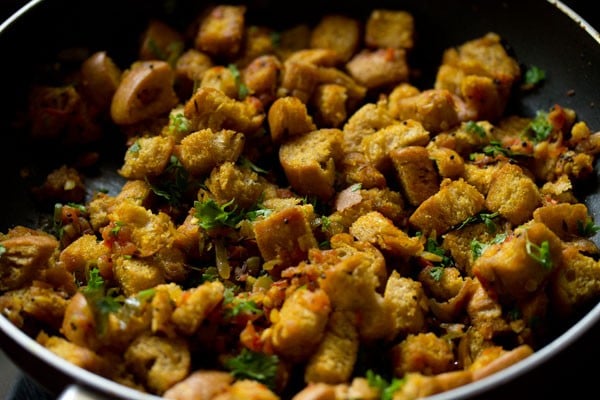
[1,0,600,399]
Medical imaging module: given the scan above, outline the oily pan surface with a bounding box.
[1,0,600,399]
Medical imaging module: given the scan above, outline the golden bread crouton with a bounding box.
[268,96,317,143]
[346,48,409,89]
[271,288,331,362]
[108,200,177,257]
[409,178,485,236]
[175,49,214,85]
[276,24,312,60]
[304,311,358,384]
[485,163,541,226]
[119,136,175,179]
[217,379,279,400]
[349,211,422,257]
[342,101,395,153]
[552,245,600,316]
[462,163,501,196]
[125,333,191,394]
[337,152,386,189]
[392,371,473,400]
[205,161,275,210]
[311,84,349,128]
[330,187,405,234]
[199,66,239,99]
[171,280,224,335]
[532,202,590,240]
[114,256,165,296]
[279,129,344,200]
[150,283,183,337]
[388,89,464,133]
[243,55,282,106]
[31,165,86,205]
[472,222,562,300]
[184,87,264,134]
[428,145,465,179]
[365,9,414,49]
[435,33,521,121]
[390,146,440,207]
[469,345,533,382]
[38,332,110,376]
[163,370,233,400]
[253,205,318,270]
[418,266,465,302]
[384,271,429,338]
[175,128,244,177]
[194,5,246,59]
[392,332,455,376]
[0,284,68,329]
[361,119,430,172]
[111,61,179,125]
[442,222,497,276]
[310,15,361,62]
[59,234,109,280]
[0,228,59,291]
[138,19,184,63]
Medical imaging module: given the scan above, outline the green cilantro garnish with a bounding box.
[168,110,191,136]
[465,121,486,138]
[456,212,499,233]
[481,140,516,158]
[350,183,362,192]
[366,370,405,400]
[110,221,124,237]
[82,268,124,335]
[148,156,190,206]
[425,237,454,268]
[0,244,5,258]
[194,199,242,230]
[524,65,546,86]
[228,64,249,100]
[128,141,141,153]
[429,266,445,282]
[320,215,331,232]
[525,237,553,270]
[577,219,600,237]
[239,156,268,174]
[270,31,281,48]
[526,111,553,143]
[223,287,263,318]
[224,348,279,390]
[470,233,507,260]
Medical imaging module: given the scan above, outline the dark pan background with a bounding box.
[0,0,599,399]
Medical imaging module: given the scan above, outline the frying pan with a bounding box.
[1,0,600,399]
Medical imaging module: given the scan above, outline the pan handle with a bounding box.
[58,384,115,400]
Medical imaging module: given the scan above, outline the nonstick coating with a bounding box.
[1,0,599,399]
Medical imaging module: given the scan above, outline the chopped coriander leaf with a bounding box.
[577,219,600,237]
[366,370,404,400]
[425,237,454,268]
[147,38,167,60]
[527,111,553,143]
[224,348,279,390]
[223,287,263,318]
[110,221,124,237]
[525,238,553,269]
[350,183,362,192]
[270,31,281,47]
[166,41,184,66]
[239,156,268,174]
[228,64,250,100]
[0,244,5,258]
[470,239,488,260]
[465,121,486,138]
[481,141,515,158]
[194,199,242,230]
[128,141,141,153]
[168,111,191,135]
[320,215,331,232]
[148,155,189,206]
[429,266,444,281]
[66,202,88,214]
[524,65,546,86]
[456,211,499,233]
[82,268,124,334]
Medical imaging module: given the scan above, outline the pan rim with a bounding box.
[1,0,600,399]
